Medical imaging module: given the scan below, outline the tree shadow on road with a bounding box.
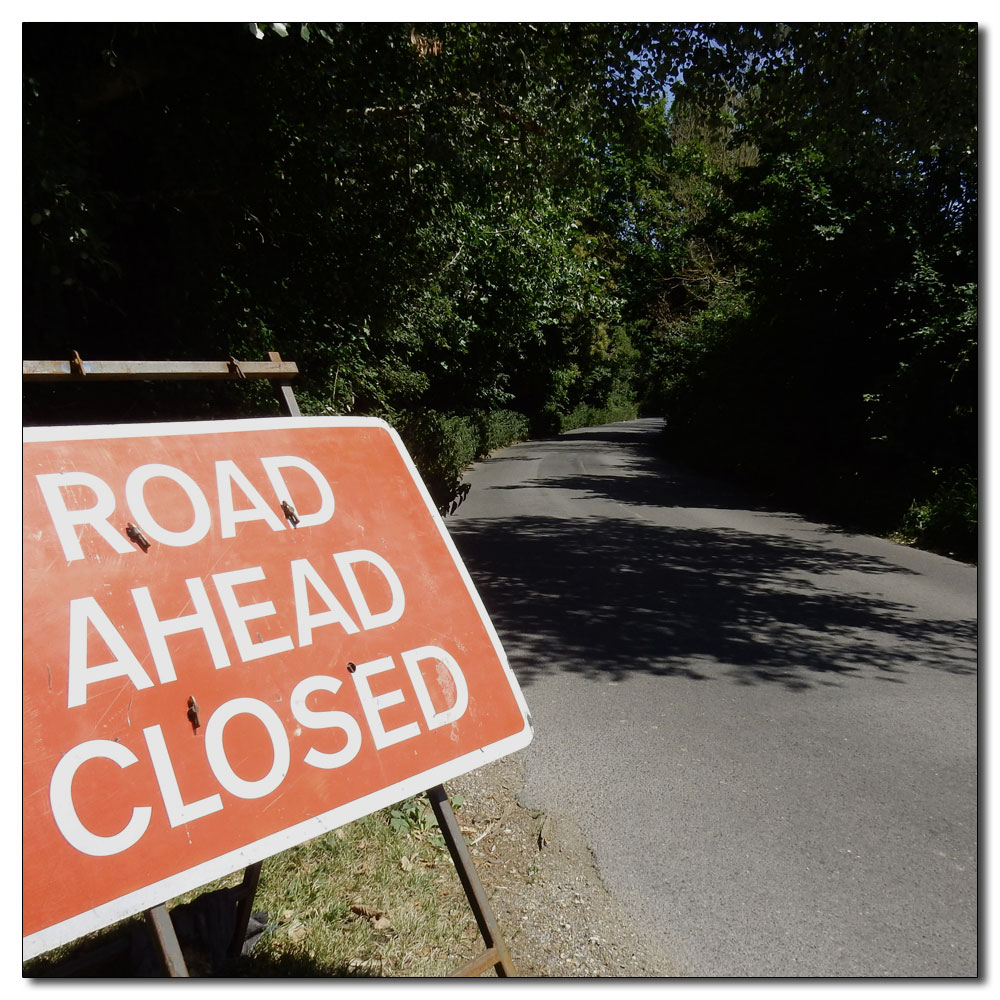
[484,435,813,517]
[448,514,977,692]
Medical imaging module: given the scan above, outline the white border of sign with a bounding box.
[22,416,532,960]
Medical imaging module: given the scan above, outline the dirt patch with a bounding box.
[449,755,680,978]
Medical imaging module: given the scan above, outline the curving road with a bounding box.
[447,418,978,978]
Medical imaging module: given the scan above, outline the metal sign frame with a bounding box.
[22,352,518,978]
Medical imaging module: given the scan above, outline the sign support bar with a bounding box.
[22,355,300,381]
[144,904,189,977]
[228,862,264,961]
[427,784,517,977]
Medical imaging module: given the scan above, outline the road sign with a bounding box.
[22,416,532,960]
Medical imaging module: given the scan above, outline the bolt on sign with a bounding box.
[22,417,532,960]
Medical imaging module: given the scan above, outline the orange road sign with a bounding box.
[22,417,531,959]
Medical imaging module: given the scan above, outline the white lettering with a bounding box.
[143,724,223,826]
[290,675,363,769]
[37,472,133,562]
[333,550,405,630]
[290,558,359,646]
[204,698,290,799]
[38,454,338,564]
[49,740,152,856]
[212,567,294,662]
[351,656,421,750]
[216,460,287,538]
[46,637,474,855]
[401,645,469,729]
[67,596,155,708]
[125,464,211,548]
[261,456,335,528]
[132,577,231,684]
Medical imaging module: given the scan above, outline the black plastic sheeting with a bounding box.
[27,886,269,977]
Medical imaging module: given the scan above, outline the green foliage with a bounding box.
[898,468,978,561]
[396,411,478,512]
[632,23,977,553]
[397,408,530,513]
[388,798,439,838]
[387,793,464,850]
[560,399,640,434]
[21,22,977,554]
[475,410,531,455]
[22,23,636,443]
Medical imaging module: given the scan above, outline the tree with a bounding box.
[23,23,644,422]
[22,22,978,549]
[633,23,977,552]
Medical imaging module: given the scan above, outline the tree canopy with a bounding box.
[22,22,978,555]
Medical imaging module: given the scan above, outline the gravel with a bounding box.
[448,754,680,978]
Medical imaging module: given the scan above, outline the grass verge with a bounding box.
[24,794,486,978]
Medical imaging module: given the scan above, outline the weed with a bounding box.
[24,796,483,979]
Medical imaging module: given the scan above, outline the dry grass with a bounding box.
[229,797,483,977]
[24,794,488,979]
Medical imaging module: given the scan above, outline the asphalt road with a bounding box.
[447,418,978,978]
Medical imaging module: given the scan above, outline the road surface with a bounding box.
[447,418,978,977]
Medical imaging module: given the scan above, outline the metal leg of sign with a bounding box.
[426,783,518,977]
[144,904,190,977]
[228,860,264,958]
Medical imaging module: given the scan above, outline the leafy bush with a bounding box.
[529,404,565,437]
[396,411,476,513]
[561,398,639,433]
[899,467,978,560]
[397,408,531,514]
[473,409,531,454]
